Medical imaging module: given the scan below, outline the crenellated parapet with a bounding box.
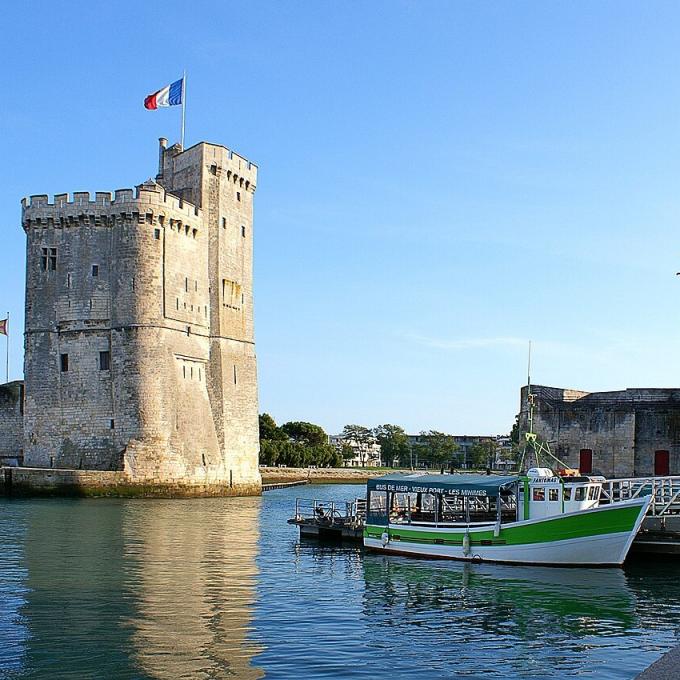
[22,181,203,232]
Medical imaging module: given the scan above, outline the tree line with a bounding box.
[259,414,510,469]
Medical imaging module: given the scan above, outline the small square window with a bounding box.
[548,488,559,502]
[154,228,160,240]
[99,350,110,371]
[60,353,69,372]
[92,265,99,277]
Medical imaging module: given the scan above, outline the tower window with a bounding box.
[92,264,99,277]
[241,225,246,238]
[66,273,72,288]
[41,248,48,271]
[236,191,241,202]
[110,419,115,429]
[99,350,110,371]
[154,228,160,240]
[185,277,188,292]
[222,217,226,229]
[233,365,237,384]
[60,353,69,372]
[49,248,57,271]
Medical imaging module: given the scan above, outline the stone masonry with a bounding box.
[19,139,261,495]
[0,381,23,466]
[519,384,680,478]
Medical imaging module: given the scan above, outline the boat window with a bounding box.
[563,488,572,501]
[588,486,598,500]
[532,488,545,501]
[574,487,586,502]
[548,488,559,502]
[420,493,436,513]
[369,491,387,513]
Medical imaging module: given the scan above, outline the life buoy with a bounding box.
[462,531,471,557]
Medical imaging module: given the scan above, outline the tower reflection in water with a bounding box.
[13,497,263,679]
[124,497,265,679]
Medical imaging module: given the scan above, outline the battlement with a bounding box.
[22,182,202,224]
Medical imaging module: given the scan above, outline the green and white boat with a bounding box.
[364,469,651,566]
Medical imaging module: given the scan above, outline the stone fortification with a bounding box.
[519,385,680,477]
[20,139,260,495]
[0,381,23,465]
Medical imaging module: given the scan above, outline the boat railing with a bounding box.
[600,476,680,516]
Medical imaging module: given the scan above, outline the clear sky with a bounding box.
[1,1,680,436]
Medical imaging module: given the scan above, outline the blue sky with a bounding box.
[1,1,680,436]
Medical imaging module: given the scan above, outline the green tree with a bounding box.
[340,443,356,465]
[468,440,497,469]
[280,421,328,447]
[510,415,520,446]
[259,413,287,441]
[373,424,410,468]
[341,424,376,466]
[419,430,459,468]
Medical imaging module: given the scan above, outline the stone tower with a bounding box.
[21,139,260,495]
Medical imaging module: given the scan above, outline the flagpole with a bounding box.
[181,70,187,149]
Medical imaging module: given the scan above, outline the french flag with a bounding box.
[144,77,184,110]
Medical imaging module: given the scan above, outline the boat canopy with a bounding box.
[367,473,520,497]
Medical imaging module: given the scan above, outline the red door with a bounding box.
[579,449,593,474]
[655,450,670,476]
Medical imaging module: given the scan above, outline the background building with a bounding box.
[519,384,680,478]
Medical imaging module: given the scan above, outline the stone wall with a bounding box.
[0,381,23,465]
[20,139,261,495]
[519,385,680,477]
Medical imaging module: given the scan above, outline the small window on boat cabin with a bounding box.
[574,487,586,502]
[588,486,598,501]
[532,487,545,502]
[548,488,559,502]
[563,487,572,501]
[369,490,387,514]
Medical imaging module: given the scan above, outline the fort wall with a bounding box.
[0,381,23,465]
[519,385,680,477]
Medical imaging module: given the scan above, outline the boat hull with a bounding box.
[364,497,650,567]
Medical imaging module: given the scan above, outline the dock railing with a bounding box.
[294,498,367,528]
[600,476,680,516]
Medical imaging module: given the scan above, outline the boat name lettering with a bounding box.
[373,483,487,496]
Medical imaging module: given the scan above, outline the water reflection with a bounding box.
[0,497,264,679]
[361,555,647,678]
[124,498,264,680]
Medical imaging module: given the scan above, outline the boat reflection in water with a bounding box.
[10,497,264,680]
[362,554,639,677]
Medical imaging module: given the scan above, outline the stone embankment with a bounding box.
[260,466,393,485]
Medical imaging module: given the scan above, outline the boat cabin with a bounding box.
[366,469,605,528]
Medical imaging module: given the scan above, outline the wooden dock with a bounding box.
[263,480,309,492]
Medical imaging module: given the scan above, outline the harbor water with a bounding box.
[1,484,679,679]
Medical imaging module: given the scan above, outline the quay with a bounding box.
[289,474,680,554]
